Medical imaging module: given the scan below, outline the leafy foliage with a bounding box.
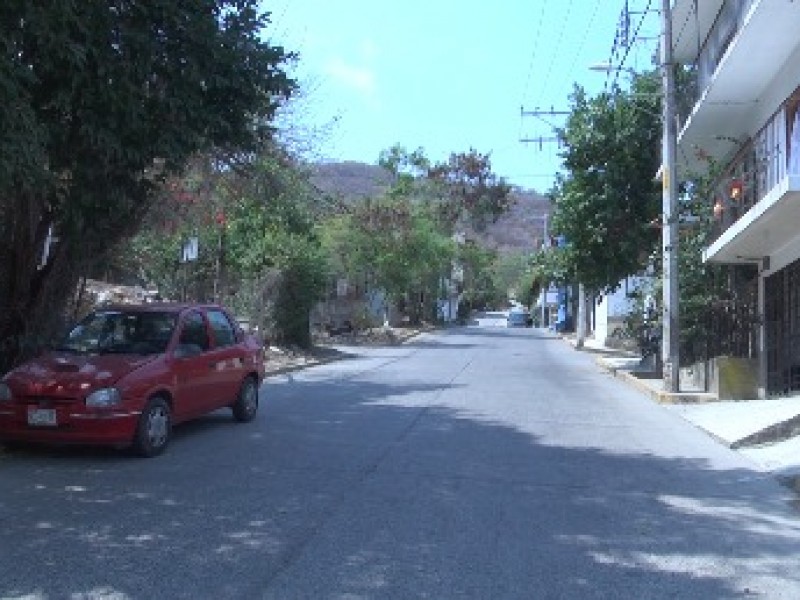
[378,145,513,233]
[0,1,294,370]
[427,149,514,231]
[320,145,515,325]
[321,197,455,324]
[548,73,662,292]
[614,158,754,366]
[456,242,504,311]
[125,147,329,348]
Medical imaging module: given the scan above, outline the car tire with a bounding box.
[232,377,259,423]
[133,397,172,458]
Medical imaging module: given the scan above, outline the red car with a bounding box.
[0,303,265,457]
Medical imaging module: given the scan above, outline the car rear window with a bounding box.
[207,310,237,348]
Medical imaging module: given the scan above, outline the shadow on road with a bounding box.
[1,352,799,599]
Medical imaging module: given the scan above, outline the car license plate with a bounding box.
[27,408,57,427]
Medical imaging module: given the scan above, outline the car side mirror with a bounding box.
[173,343,203,359]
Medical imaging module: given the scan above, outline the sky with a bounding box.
[265,0,661,193]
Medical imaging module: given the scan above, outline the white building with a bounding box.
[594,276,652,348]
[672,0,800,396]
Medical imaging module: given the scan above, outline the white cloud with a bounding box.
[325,57,377,98]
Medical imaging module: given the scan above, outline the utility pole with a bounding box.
[520,108,563,330]
[539,213,549,328]
[660,0,679,392]
[519,107,569,148]
[576,284,586,348]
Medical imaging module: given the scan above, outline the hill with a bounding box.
[477,189,551,254]
[310,161,392,200]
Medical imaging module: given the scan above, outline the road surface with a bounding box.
[1,323,800,598]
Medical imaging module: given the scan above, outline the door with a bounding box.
[172,311,215,419]
[204,309,249,408]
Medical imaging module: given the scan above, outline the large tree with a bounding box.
[548,73,662,292]
[0,1,294,370]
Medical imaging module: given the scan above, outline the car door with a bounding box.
[171,310,215,419]
[204,308,249,409]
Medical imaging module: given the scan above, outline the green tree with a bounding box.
[549,73,662,293]
[427,149,513,232]
[492,252,534,303]
[124,146,329,348]
[0,1,294,370]
[321,198,455,325]
[224,153,329,347]
[378,146,513,233]
[319,146,513,326]
[456,242,503,312]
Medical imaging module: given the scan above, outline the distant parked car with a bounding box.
[507,309,533,328]
[0,303,265,457]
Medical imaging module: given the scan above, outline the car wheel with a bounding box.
[232,377,259,423]
[133,397,172,457]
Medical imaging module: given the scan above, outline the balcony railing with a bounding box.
[679,0,757,126]
[708,101,792,243]
[710,93,800,243]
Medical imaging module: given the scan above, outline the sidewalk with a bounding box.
[564,334,800,479]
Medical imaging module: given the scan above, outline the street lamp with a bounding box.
[588,62,635,75]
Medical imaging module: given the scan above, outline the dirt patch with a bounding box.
[264,326,431,375]
[263,345,350,375]
[314,326,428,347]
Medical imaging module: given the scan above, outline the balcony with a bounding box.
[676,0,756,125]
[674,1,800,176]
[704,100,800,264]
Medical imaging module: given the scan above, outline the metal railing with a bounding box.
[708,103,789,244]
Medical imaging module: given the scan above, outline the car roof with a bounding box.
[95,303,225,314]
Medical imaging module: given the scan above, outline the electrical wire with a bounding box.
[611,0,655,88]
[602,1,628,93]
[521,1,549,107]
[533,0,577,111]
[672,0,701,56]
[556,0,604,98]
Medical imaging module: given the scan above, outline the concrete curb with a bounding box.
[730,413,800,449]
[594,356,718,404]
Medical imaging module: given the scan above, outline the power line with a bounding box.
[611,0,656,88]
[602,2,627,92]
[672,0,701,57]
[558,0,604,95]
[534,0,577,110]
[521,1,549,105]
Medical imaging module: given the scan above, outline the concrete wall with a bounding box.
[681,356,759,399]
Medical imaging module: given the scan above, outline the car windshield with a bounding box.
[58,310,177,355]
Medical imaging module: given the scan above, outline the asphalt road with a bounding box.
[2,321,800,599]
